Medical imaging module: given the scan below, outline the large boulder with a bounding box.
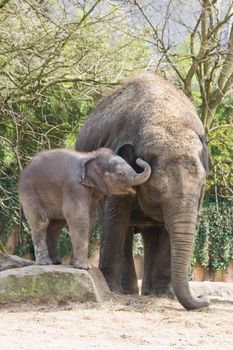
[0,265,111,303]
[0,252,35,271]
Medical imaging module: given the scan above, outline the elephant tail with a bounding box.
[18,205,24,246]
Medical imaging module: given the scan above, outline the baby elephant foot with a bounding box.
[73,260,93,270]
[36,257,53,265]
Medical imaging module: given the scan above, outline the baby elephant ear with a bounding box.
[76,156,108,193]
[76,156,94,182]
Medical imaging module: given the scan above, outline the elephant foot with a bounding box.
[98,266,122,293]
[73,259,93,270]
[50,256,62,265]
[104,278,123,294]
[142,285,175,299]
[121,276,139,295]
[122,288,139,295]
[122,282,139,295]
[142,290,175,299]
[153,289,175,299]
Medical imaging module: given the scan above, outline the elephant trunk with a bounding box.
[164,199,210,310]
[127,158,151,186]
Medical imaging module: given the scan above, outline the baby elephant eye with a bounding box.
[117,171,123,177]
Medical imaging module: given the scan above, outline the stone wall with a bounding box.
[192,262,233,282]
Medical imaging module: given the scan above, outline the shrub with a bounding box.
[194,196,233,272]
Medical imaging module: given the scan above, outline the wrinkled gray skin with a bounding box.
[76,73,210,310]
[19,148,151,269]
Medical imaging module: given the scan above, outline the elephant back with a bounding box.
[76,73,204,153]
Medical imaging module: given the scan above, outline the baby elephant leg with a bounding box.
[68,216,92,269]
[28,216,51,265]
[65,209,92,270]
[46,220,65,264]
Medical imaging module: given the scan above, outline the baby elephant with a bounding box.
[19,148,151,269]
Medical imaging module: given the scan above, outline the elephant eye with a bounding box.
[117,171,123,177]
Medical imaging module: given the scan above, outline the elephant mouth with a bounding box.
[126,187,137,196]
[108,186,136,197]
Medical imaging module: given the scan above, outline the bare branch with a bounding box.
[184,0,209,96]
[218,23,233,92]
[209,123,233,133]
[190,13,202,57]
[76,0,102,27]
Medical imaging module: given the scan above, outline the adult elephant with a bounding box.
[76,73,210,310]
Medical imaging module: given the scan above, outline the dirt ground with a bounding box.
[0,292,233,350]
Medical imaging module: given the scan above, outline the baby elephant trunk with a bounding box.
[128,158,151,186]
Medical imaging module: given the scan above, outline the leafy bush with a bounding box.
[0,175,19,243]
[58,229,72,259]
[194,196,233,271]
[207,97,233,198]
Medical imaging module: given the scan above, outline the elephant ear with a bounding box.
[76,156,107,193]
[198,134,212,175]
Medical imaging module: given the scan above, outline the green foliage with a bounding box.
[207,97,233,198]
[0,173,35,257]
[133,233,144,256]
[194,196,233,272]
[91,221,102,241]
[0,175,19,243]
[58,229,72,259]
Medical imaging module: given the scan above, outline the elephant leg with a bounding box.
[46,220,65,264]
[121,227,139,294]
[99,196,133,293]
[150,227,174,297]
[141,226,174,298]
[141,228,158,295]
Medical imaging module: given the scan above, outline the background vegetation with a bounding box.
[0,0,232,274]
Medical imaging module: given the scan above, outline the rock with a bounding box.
[190,281,233,302]
[0,265,111,304]
[0,252,35,272]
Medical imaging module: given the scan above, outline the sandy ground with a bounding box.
[0,293,233,350]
